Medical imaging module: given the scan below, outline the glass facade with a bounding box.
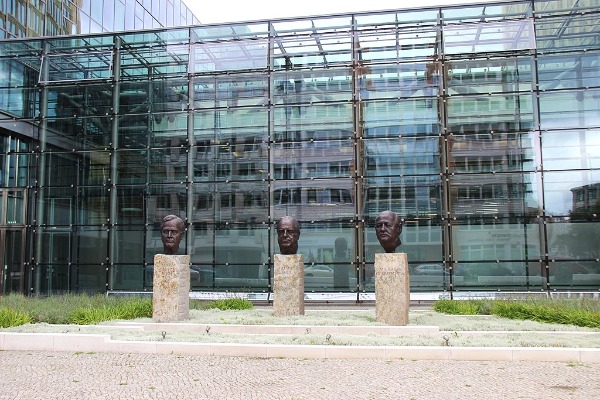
[0,0,200,39]
[0,0,599,296]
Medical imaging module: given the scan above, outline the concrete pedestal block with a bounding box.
[375,253,410,325]
[273,254,305,316]
[152,254,190,323]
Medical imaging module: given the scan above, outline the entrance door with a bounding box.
[0,189,27,294]
[1,229,25,293]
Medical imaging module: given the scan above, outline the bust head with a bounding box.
[160,215,185,255]
[276,216,300,255]
[375,211,402,253]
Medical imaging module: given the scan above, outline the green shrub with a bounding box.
[433,299,485,315]
[434,298,600,329]
[0,308,32,328]
[206,298,254,311]
[68,298,152,325]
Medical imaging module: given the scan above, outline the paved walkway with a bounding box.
[1,350,599,399]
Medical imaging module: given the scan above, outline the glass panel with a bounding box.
[110,264,143,290]
[363,137,441,177]
[194,108,267,143]
[78,186,109,225]
[356,10,438,28]
[192,23,270,42]
[547,221,600,261]
[0,57,39,118]
[46,116,112,150]
[363,99,440,137]
[150,110,188,147]
[538,52,600,91]
[273,69,352,103]
[147,184,186,223]
[77,264,105,292]
[548,261,600,288]
[5,190,24,224]
[42,51,113,82]
[77,227,108,264]
[449,132,537,174]
[539,89,600,130]
[273,138,353,178]
[543,170,600,217]
[40,228,71,264]
[272,31,352,69]
[151,147,188,184]
[120,43,189,78]
[452,221,540,262]
[189,223,215,264]
[42,187,73,226]
[444,19,535,55]
[442,2,531,24]
[363,176,442,220]
[272,178,355,223]
[192,39,267,73]
[535,13,600,52]
[47,83,112,121]
[213,225,269,290]
[273,103,353,142]
[272,223,356,292]
[542,129,600,171]
[113,227,145,264]
[534,0,599,16]
[453,261,545,289]
[449,172,540,218]
[193,74,268,109]
[356,27,439,62]
[365,219,442,264]
[448,57,533,94]
[359,63,439,102]
[213,182,269,224]
[447,93,534,133]
[115,149,149,185]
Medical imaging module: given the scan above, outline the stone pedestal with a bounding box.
[152,254,190,322]
[375,253,410,325]
[273,254,304,316]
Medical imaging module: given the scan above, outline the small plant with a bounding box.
[434,298,600,329]
[207,298,254,311]
[68,298,152,325]
[434,299,485,315]
[0,307,32,328]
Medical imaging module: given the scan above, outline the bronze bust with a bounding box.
[276,216,300,255]
[160,215,185,255]
[375,211,402,253]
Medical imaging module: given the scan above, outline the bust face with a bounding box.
[161,217,184,255]
[277,217,300,255]
[375,211,401,253]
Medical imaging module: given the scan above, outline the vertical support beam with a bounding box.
[107,37,121,292]
[267,21,275,296]
[351,14,365,298]
[437,8,454,298]
[186,34,195,253]
[529,0,549,290]
[34,41,50,294]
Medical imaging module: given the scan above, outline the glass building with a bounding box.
[0,0,199,39]
[0,0,599,298]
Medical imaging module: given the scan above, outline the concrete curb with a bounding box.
[1,332,599,363]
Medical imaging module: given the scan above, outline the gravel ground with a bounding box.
[1,351,599,400]
[3,308,599,348]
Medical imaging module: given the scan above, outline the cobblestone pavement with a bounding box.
[1,351,599,399]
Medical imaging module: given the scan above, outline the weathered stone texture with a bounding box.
[375,253,410,325]
[273,254,305,316]
[152,254,190,322]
